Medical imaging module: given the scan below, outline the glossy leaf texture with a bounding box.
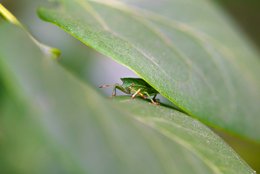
[38,0,260,142]
[0,23,255,174]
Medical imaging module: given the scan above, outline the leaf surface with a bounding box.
[0,23,255,174]
[38,0,260,141]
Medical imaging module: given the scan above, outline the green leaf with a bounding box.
[38,0,260,142]
[0,23,255,173]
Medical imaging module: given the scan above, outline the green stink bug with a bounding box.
[99,78,159,104]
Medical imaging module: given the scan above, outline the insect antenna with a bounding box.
[99,84,114,88]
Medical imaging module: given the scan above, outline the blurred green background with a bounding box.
[1,0,260,173]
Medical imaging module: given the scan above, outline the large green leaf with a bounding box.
[38,0,260,142]
[0,23,255,173]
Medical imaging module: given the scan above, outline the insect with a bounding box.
[99,78,159,105]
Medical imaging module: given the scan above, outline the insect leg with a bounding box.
[114,84,130,96]
[112,84,118,96]
[99,84,117,96]
[144,92,159,105]
[139,92,147,99]
[131,88,141,99]
[100,83,130,96]
[152,94,157,100]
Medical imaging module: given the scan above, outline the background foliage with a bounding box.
[0,0,260,173]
